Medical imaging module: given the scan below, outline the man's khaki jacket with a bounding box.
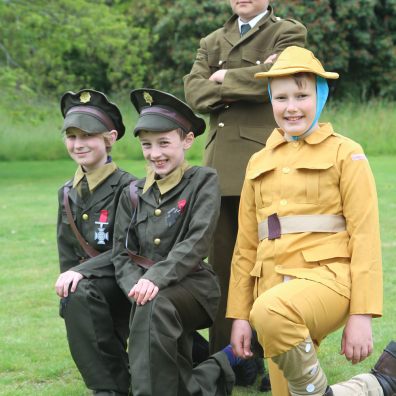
[184,6,307,195]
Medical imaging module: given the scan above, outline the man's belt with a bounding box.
[258,214,346,241]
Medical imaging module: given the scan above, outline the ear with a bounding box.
[183,131,195,150]
[107,130,118,146]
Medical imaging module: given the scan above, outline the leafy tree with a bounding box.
[0,0,152,96]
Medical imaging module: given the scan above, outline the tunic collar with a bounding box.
[73,161,118,192]
[266,123,335,150]
[143,161,191,195]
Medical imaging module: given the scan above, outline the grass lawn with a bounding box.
[0,157,395,395]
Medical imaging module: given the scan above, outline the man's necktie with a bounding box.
[240,23,251,37]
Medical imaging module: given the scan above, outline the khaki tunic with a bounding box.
[184,6,307,195]
[227,123,383,320]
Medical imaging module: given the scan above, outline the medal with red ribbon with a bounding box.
[95,210,109,245]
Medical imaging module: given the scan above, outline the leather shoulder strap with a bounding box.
[129,179,139,208]
[63,186,100,258]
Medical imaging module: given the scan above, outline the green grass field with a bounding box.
[0,156,395,395]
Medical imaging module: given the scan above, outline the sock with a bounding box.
[223,344,242,367]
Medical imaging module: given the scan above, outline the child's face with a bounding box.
[139,129,194,178]
[65,127,109,172]
[270,74,317,137]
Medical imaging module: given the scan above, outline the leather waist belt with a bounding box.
[258,214,346,241]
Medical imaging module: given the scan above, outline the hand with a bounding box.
[230,319,254,359]
[128,278,159,305]
[340,314,373,364]
[55,270,84,298]
[209,69,227,83]
[264,53,278,64]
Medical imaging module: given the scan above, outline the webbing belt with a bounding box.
[258,214,346,241]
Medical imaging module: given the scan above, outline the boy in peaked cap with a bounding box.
[112,88,245,395]
[227,46,395,396]
[55,89,136,395]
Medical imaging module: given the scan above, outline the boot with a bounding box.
[371,340,396,396]
[323,386,333,395]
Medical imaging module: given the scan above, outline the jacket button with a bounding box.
[256,60,261,64]
[218,60,223,65]
[225,105,230,109]
[154,209,162,216]
[82,213,89,221]
[218,122,225,127]
[280,199,288,206]
[282,167,290,174]
[154,238,161,246]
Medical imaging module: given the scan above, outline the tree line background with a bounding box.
[1,0,395,102]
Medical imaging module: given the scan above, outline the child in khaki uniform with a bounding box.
[55,89,135,395]
[227,46,395,396]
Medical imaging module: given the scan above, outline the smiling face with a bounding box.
[65,127,116,172]
[270,74,318,137]
[229,0,269,22]
[138,129,194,178]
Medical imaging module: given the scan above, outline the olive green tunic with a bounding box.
[57,164,135,393]
[113,166,234,395]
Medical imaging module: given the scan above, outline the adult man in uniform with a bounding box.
[183,0,307,388]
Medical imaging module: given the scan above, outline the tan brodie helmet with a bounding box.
[255,46,339,137]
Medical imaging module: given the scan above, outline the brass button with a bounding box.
[282,167,290,174]
[218,122,225,127]
[256,60,261,65]
[280,199,288,206]
[218,60,223,66]
[82,213,89,221]
[225,105,230,109]
[154,209,162,216]
[154,238,161,246]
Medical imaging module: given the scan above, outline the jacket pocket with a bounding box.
[248,164,277,208]
[241,48,269,66]
[208,50,222,71]
[239,125,268,145]
[302,242,350,263]
[293,162,333,204]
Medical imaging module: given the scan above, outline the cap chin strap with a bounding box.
[268,76,329,141]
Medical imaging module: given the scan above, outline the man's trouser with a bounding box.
[62,277,131,393]
[128,283,235,396]
[209,196,239,353]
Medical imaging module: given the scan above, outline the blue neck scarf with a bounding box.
[268,76,329,140]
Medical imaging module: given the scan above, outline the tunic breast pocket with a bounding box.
[293,163,334,204]
[208,50,222,72]
[241,48,268,66]
[133,211,148,241]
[253,166,277,208]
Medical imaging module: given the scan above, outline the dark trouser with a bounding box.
[61,277,131,393]
[209,196,240,353]
[128,283,234,396]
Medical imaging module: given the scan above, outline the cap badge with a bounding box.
[143,91,153,106]
[80,91,91,103]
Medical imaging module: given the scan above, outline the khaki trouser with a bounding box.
[209,196,239,353]
[250,279,349,396]
[250,279,384,396]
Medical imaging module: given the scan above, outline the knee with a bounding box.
[250,293,290,341]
